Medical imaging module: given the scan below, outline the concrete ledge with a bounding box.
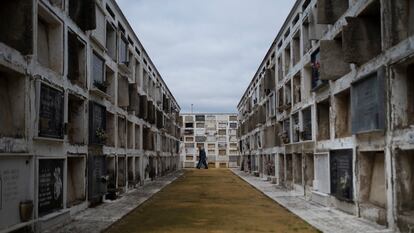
[38,210,71,232]
[231,168,392,233]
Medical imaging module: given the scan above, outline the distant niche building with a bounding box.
[180,114,240,168]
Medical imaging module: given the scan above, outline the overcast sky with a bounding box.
[116,0,295,113]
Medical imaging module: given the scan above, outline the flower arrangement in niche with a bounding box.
[96,128,107,141]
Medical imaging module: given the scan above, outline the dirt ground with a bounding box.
[105,169,320,233]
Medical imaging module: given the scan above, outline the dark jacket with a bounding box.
[199,149,206,160]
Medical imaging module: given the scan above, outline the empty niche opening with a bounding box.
[390,0,414,46]
[304,154,314,189]
[317,99,330,141]
[127,156,134,187]
[117,156,126,188]
[68,94,85,145]
[284,44,291,75]
[118,116,127,148]
[185,137,194,142]
[185,122,194,128]
[293,153,303,185]
[105,112,115,147]
[135,61,142,88]
[293,73,301,105]
[186,155,193,161]
[359,151,387,225]
[135,125,141,150]
[127,53,135,72]
[142,71,148,93]
[277,56,283,81]
[292,113,300,143]
[127,121,134,149]
[143,127,154,151]
[102,66,114,104]
[118,76,130,108]
[285,154,293,188]
[218,129,226,136]
[277,88,284,113]
[0,0,33,54]
[395,150,414,232]
[106,22,117,61]
[317,0,349,24]
[196,143,205,149]
[68,0,96,31]
[68,30,86,88]
[135,157,141,182]
[106,156,116,189]
[292,13,300,26]
[392,60,414,127]
[292,31,301,66]
[302,0,311,11]
[67,156,86,207]
[334,89,351,138]
[37,4,63,74]
[279,154,285,183]
[0,67,25,138]
[343,0,382,65]
[219,149,226,156]
[302,107,312,141]
[302,18,311,55]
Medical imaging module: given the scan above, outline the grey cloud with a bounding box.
[116,0,294,113]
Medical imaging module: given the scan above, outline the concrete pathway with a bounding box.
[105,169,319,233]
[47,171,183,233]
[231,169,394,233]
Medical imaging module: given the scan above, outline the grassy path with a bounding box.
[105,169,319,233]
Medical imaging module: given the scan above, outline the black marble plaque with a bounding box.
[39,84,64,139]
[38,159,64,216]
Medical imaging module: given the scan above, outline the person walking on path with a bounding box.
[196,146,208,169]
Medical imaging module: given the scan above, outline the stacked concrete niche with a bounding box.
[0,0,181,232]
[237,0,414,231]
[317,0,348,24]
[342,1,382,65]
